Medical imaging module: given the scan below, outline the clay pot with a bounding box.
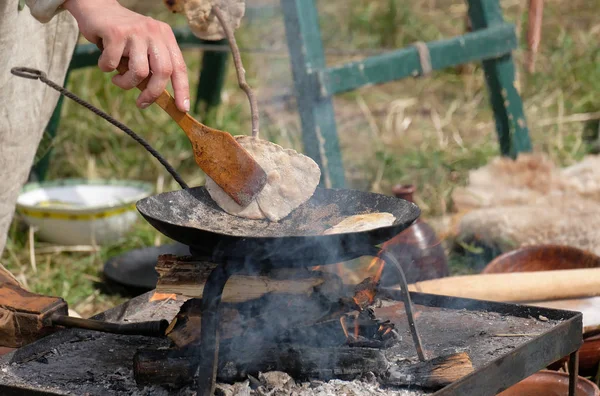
[548,333,600,377]
[482,244,600,376]
[497,370,599,396]
[482,244,600,274]
[379,185,449,286]
[580,334,600,376]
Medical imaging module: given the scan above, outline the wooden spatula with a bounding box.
[114,62,266,207]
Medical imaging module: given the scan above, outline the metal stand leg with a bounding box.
[377,250,426,361]
[194,262,243,396]
[568,350,579,396]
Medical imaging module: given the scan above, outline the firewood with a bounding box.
[383,352,473,389]
[133,345,472,390]
[133,348,195,386]
[165,288,350,348]
[155,255,344,303]
[133,344,388,387]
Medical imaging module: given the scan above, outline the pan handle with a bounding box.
[49,313,169,337]
[10,66,189,190]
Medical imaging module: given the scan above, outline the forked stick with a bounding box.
[212,6,260,138]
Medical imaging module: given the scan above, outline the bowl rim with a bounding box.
[505,369,600,395]
[16,178,154,214]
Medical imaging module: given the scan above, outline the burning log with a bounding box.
[383,352,473,389]
[133,345,472,390]
[155,255,344,303]
[165,285,349,348]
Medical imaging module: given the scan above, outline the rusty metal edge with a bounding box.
[0,290,583,395]
[385,291,583,396]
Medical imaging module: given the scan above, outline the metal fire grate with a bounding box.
[0,287,582,396]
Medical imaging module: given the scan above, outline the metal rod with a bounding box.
[194,262,243,396]
[49,314,168,337]
[568,350,579,396]
[377,250,426,361]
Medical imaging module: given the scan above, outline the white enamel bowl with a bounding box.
[16,179,154,246]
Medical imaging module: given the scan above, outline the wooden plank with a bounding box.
[320,23,517,96]
[468,0,532,157]
[281,0,345,188]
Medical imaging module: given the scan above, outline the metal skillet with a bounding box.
[136,186,421,267]
[9,66,420,268]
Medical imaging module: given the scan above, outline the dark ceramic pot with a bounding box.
[379,184,449,286]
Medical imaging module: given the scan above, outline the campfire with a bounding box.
[136,251,451,393]
[0,242,582,396]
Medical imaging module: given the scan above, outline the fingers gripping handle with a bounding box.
[96,38,185,120]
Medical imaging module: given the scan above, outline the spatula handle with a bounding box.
[95,39,191,130]
[115,63,188,129]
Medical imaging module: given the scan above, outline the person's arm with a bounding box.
[25,0,190,112]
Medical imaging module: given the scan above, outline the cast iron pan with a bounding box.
[136,186,420,267]
[9,67,420,268]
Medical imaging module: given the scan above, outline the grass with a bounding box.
[1,0,599,317]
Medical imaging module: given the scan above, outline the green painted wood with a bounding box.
[320,23,517,97]
[195,39,229,114]
[69,43,100,69]
[281,0,346,188]
[468,0,531,157]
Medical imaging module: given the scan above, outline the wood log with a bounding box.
[133,344,387,386]
[383,352,473,389]
[165,291,353,348]
[133,348,195,386]
[155,254,344,303]
[133,345,471,390]
[407,267,600,302]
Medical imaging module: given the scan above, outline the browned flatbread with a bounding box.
[323,213,396,235]
[163,0,245,41]
[205,136,321,222]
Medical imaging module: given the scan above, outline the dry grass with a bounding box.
[1,0,599,316]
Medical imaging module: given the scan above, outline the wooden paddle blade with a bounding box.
[186,123,267,207]
[113,61,267,206]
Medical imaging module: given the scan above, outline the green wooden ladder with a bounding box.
[281,0,532,188]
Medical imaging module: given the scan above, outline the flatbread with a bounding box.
[163,0,246,41]
[323,213,396,235]
[205,135,321,222]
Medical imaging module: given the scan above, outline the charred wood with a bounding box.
[133,344,472,390]
[382,352,473,389]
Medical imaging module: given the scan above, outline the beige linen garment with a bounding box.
[0,1,78,256]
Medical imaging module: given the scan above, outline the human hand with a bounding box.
[63,0,190,112]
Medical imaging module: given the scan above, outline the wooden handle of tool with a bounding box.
[115,62,189,128]
[407,267,600,302]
